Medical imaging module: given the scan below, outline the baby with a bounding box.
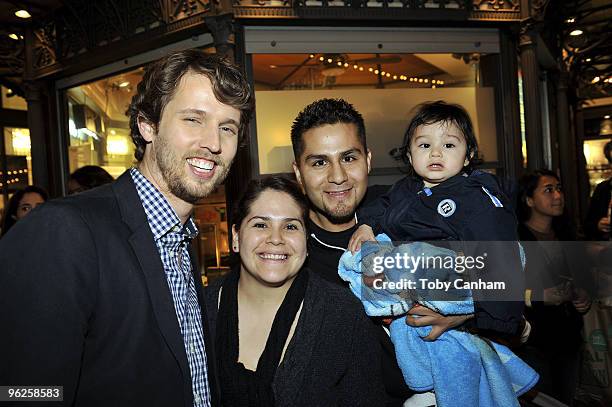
[349,100,524,338]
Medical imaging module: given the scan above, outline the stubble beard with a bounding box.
[153,134,232,204]
[313,198,357,226]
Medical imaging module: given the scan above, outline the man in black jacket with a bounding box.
[290,98,471,406]
[0,50,253,407]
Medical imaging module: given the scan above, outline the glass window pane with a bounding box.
[1,86,27,111]
[584,138,612,195]
[3,127,32,189]
[65,68,141,178]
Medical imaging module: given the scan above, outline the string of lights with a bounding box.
[310,54,445,88]
[0,169,28,187]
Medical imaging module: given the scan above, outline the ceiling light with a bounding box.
[118,81,130,87]
[359,67,363,71]
[586,58,591,62]
[604,115,610,119]
[319,57,324,61]
[566,18,575,23]
[309,54,314,58]
[327,58,333,63]
[15,10,31,18]
[570,29,583,36]
[353,65,358,69]
[592,76,600,83]
[368,67,373,72]
[8,33,19,40]
[374,69,379,74]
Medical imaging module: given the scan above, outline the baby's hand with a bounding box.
[348,224,376,254]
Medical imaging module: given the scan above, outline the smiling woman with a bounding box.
[205,176,386,407]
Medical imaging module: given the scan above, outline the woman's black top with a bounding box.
[216,267,308,407]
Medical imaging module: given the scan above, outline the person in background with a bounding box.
[206,176,385,406]
[67,165,114,194]
[517,169,592,405]
[0,185,48,237]
[585,140,612,240]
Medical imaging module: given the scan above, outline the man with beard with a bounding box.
[291,99,473,406]
[0,50,253,407]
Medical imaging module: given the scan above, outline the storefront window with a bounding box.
[65,69,140,178]
[584,137,612,195]
[1,86,27,111]
[3,127,32,188]
[252,52,500,184]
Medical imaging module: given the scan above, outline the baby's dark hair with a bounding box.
[395,101,481,172]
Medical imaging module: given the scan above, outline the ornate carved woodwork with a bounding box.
[28,0,216,78]
[18,0,524,80]
[231,0,520,20]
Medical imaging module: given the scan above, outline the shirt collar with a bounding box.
[130,167,198,240]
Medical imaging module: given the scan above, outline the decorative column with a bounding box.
[555,72,579,223]
[23,81,50,192]
[519,19,545,170]
[204,13,250,230]
[204,13,235,61]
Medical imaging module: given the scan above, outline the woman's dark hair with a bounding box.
[517,169,574,239]
[126,50,254,161]
[394,100,481,172]
[1,185,48,237]
[69,165,114,194]
[232,176,309,234]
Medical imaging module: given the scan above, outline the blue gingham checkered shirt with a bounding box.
[130,168,211,407]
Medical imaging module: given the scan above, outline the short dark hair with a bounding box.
[1,185,48,237]
[396,101,481,171]
[127,50,254,161]
[604,141,612,164]
[69,165,114,194]
[232,176,309,235]
[517,169,560,223]
[290,98,366,161]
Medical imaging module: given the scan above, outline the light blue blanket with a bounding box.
[338,234,539,407]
